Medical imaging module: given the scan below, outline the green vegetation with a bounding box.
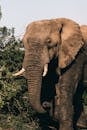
[0,27,40,130]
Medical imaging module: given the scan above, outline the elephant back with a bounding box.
[80,25,87,43]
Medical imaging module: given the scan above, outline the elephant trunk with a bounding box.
[26,51,46,113]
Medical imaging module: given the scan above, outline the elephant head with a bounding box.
[13,18,84,113]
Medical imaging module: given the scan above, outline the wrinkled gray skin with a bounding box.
[13,19,87,130]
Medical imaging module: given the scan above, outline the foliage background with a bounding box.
[0,27,40,130]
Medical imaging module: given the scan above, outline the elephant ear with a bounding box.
[58,22,84,69]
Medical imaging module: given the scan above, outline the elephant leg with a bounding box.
[73,79,87,128]
[77,111,87,128]
[54,74,75,130]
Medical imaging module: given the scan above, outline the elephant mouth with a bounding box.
[13,63,48,77]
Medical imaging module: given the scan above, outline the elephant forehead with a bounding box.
[26,21,57,39]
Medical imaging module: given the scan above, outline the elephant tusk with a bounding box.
[12,68,25,76]
[43,64,48,77]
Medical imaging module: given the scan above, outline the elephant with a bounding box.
[13,18,87,130]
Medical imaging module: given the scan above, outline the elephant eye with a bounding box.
[46,38,51,43]
[45,38,51,44]
[45,38,52,49]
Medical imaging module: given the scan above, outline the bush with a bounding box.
[0,42,39,129]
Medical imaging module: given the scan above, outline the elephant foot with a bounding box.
[59,126,73,130]
[77,112,87,128]
[59,121,74,130]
